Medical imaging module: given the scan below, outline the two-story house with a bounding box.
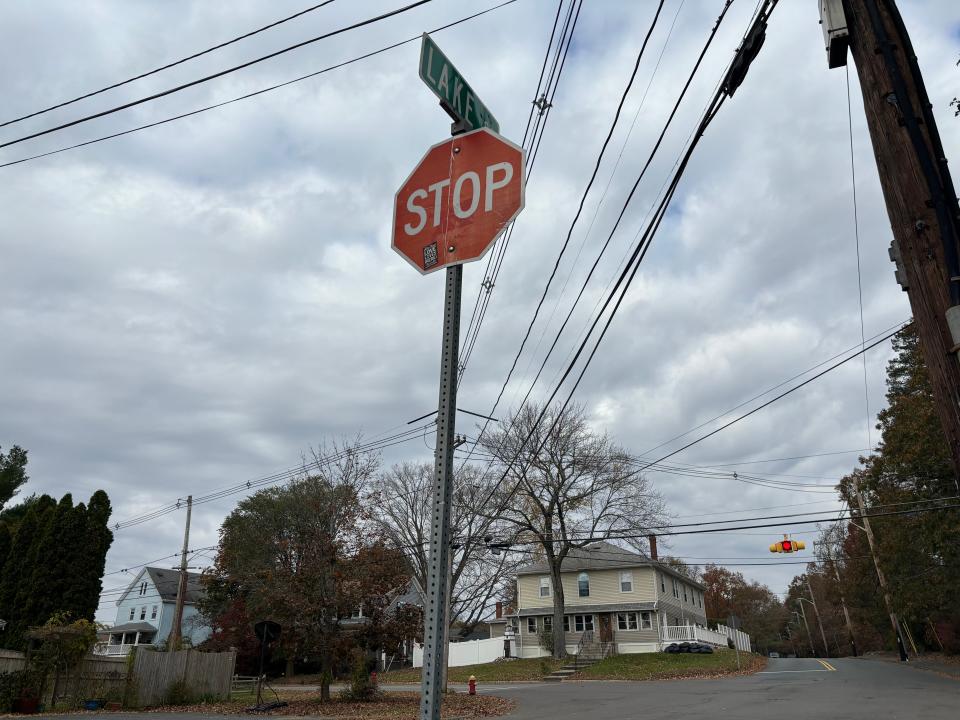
[97,566,212,655]
[494,541,709,657]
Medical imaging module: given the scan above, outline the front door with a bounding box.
[599,613,613,643]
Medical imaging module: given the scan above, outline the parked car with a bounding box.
[769,652,780,658]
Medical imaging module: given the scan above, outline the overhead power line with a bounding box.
[0,1,339,128]
[634,324,907,473]
[0,0,519,169]
[0,0,433,151]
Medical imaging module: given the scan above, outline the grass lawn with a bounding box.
[575,650,766,681]
[380,657,565,683]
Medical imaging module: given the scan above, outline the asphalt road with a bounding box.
[25,657,958,720]
[494,657,959,720]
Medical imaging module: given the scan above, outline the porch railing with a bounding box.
[94,642,154,657]
[661,625,729,647]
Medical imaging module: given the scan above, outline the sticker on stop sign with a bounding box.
[392,128,525,274]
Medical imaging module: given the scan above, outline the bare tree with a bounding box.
[369,461,518,637]
[480,403,666,658]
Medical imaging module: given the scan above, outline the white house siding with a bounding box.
[654,570,707,626]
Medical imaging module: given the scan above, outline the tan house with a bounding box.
[491,541,716,657]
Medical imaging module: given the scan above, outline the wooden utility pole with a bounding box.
[805,577,831,658]
[837,0,960,479]
[826,552,859,656]
[854,485,909,660]
[169,495,192,651]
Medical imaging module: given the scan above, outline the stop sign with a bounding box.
[392,128,524,274]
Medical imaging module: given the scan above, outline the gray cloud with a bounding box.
[1,0,958,618]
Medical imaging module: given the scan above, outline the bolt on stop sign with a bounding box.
[392,128,525,274]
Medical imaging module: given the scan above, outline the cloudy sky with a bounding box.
[1,0,958,622]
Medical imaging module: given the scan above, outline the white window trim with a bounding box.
[617,612,639,631]
[151,605,158,619]
[640,611,652,629]
[539,576,551,598]
[527,617,537,634]
[129,608,135,621]
[619,571,633,593]
[543,616,553,631]
[577,572,590,598]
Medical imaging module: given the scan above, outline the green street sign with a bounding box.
[419,33,500,133]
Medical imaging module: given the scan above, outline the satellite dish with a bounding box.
[254,620,282,644]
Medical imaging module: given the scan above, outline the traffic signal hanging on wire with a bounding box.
[769,534,806,553]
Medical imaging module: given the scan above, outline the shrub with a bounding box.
[340,650,377,702]
[0,669,42,713]
[163,679,196,706]
[537,628,555,655]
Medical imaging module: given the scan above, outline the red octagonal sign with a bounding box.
[392,128,525,274]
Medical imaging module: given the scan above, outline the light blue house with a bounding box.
[97,567,211,655]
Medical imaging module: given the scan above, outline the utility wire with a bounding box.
[634,325,906,473]
[0,0,433,151]
[0,0,518,169]
[846,63,872,450]
[457,0,670,470]
[0,1,338,128]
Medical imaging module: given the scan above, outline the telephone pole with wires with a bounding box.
[168,495,192,651]
[820,0,960,480]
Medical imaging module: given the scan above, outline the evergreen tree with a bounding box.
[0,495,55,649]
[67,491,113,620]
[0,523,10,583]
[0,445,28,511]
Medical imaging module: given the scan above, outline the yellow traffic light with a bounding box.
[769,535,805,553]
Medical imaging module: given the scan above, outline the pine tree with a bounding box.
[66,491,113,621]
[0,495,55,649]
[0,523,11,583]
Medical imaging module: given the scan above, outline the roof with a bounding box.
[144,567,205,603]
[104,622,157,635]
[515,541,705,589]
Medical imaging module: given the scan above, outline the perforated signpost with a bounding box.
[393,35,524,720]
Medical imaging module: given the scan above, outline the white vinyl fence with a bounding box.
[662,624,752,652]
[716,623,751,652]
[412,637,506,668]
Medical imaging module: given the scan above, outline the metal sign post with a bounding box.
[419,262,462,720]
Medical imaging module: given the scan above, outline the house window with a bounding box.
[640,611,652,629]
[140,606,146,620]
[617,612,638,631]
[139,581,147,596]
[683,585,688,603]
[539,577,551,598]
[619,571,633,593]
[660,573,665,593]
[699,592,703,609]
[563,616,570,632]
[151,606,158,619]
[543,616,553,632]
[527,617,537,634]
[129,608,135,621]
[578,572,590,597]
[672,578,680,599]
[573,615,594,632]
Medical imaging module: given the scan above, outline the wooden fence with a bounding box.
[0,651,127,705]
[132,649,236,707]
[0,649,26,674]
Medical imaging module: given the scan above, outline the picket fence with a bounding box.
[132,648,236,707]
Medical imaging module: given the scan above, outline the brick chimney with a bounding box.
[648,534,658,560]
[495,601,503,619]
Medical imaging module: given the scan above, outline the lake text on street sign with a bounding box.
[419,33,500,133]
